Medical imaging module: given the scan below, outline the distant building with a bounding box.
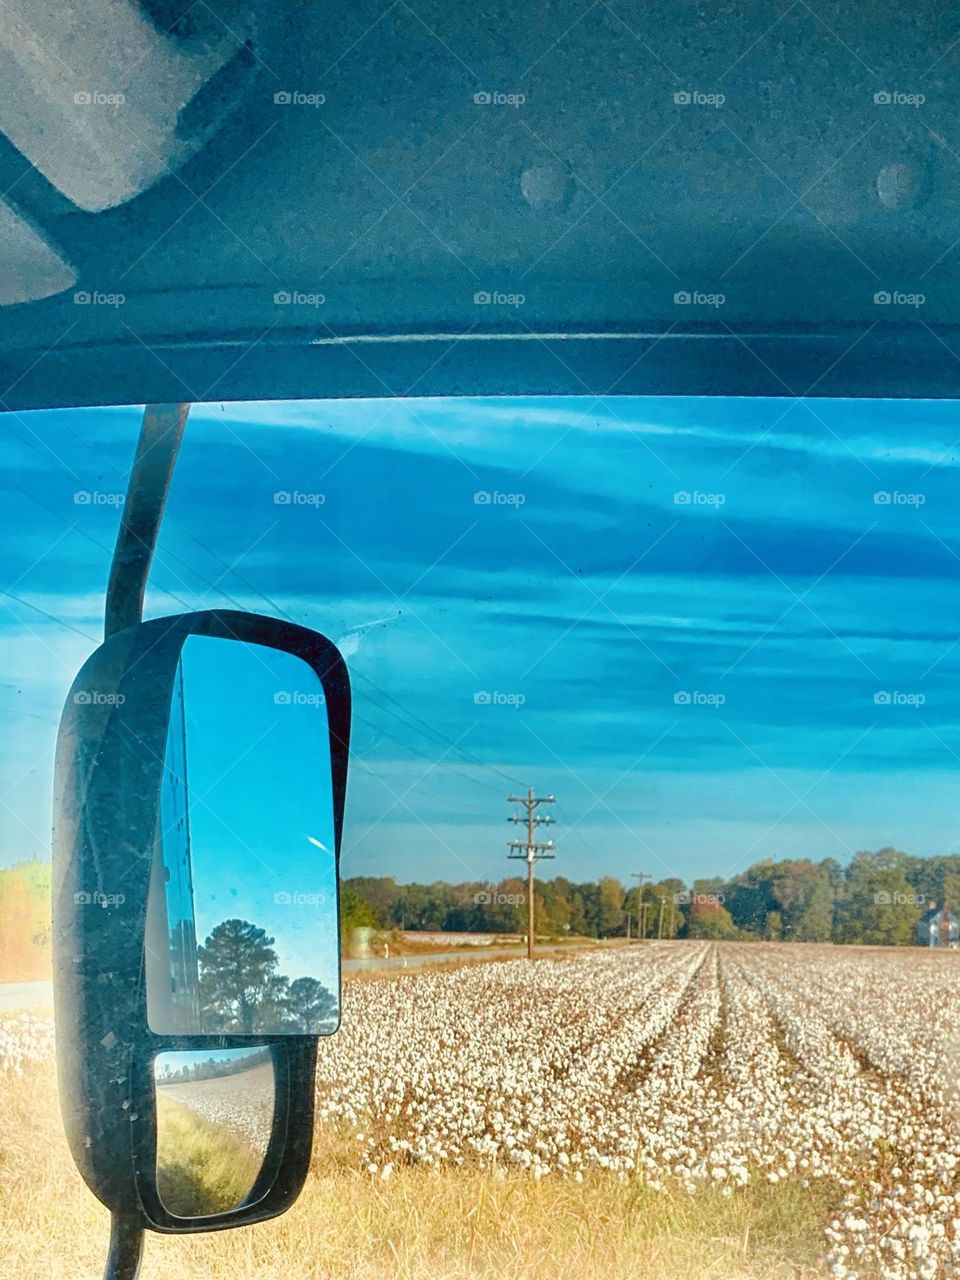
[916,903,960,948]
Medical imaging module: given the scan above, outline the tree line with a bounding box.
[156,1047,272,1084]
[341,847,960,946]
[0,859,51,981]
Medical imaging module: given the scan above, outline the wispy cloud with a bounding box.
[4,395,960,884]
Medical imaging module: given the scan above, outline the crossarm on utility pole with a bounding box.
[507,787,556,959]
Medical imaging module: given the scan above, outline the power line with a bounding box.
[630,871,651,940]
[350,711,510,799]
[0,586,98,643]
[353,669,527,790]
[3,478,197,619]
[6,415,528,803]
[130,433,529,792]
[553,800,593,863]
[166,514,528,791]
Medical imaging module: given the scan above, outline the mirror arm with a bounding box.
[103,1212,144,1280]
[100,402,188,1272]
[105,403,190,640]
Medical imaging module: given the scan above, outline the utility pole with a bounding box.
[657,895,665,940]
[631,872,651,941]
[507,788,556,959]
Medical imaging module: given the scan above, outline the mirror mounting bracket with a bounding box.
[104,403,190,641]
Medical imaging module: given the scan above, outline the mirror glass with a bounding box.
[146,636,340,1035]
[154,1046,275,1217]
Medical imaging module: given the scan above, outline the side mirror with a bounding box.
[52,610,350,1234]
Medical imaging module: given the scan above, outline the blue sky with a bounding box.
[3,395,960,891]
[171,635,339,993]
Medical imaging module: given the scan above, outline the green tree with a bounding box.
[578,882,602,937]
[597,877,625,937]
[340,886,379,937]
[686,897,740,939]
[764,909,783,941]
[725,865,778,936]
[340,876,398,927]
[567,891,588,936]
[285,976,338,1031]
[541,880,572,936]
[905,855,960,908]
[198,919,280,1033]
[941,870,960,912]
[834,848,921,945]
[771,860,833,941]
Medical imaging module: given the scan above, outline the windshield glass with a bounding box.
[3,395,959,1278]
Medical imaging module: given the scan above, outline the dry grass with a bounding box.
[155,1094,264,1217]
[0,1062,837,1280]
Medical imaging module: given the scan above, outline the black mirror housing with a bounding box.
[52,610,350,1232]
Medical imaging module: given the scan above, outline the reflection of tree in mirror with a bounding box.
[156,1047,272,1084]
[198,920,276,1032]
[285,976,337,1031]
[198,918,337,1033]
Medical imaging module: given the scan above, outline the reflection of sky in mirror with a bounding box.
[175,636,338,995]
[155,1046,271,1075]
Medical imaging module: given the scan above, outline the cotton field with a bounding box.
[0,1011,54,1075]
[316,943,960,1280]
[6,945,960,1278]
[157,1061,276,1156]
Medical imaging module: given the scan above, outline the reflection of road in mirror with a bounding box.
[154,1047,275,1217]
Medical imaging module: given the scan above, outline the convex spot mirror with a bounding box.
[52,610,350,1233]
[155,1046,277,1218]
